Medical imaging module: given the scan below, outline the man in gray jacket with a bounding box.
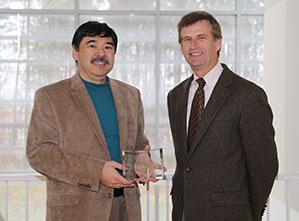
[167,11,278,221]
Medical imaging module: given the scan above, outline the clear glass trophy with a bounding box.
[122,147,165,181]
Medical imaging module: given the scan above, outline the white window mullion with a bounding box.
[235,0,242,74]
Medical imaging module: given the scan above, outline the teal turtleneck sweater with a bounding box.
[83,78,121,164]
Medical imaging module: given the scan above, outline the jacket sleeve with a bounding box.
[26,88,106,192]
[239,86,278,221]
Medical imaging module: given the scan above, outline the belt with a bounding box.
[113,188,124,197]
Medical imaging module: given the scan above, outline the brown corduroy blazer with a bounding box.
[26,73,148,221]
[167,64,278,221]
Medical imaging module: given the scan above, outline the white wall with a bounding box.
[264,0,299,220]
[264,0,299,175]
[264,0,286,174]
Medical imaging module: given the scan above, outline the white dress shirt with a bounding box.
[186,63,223,131]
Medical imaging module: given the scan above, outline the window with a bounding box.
[0,0,265,220]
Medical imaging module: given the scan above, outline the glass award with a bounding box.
[122,147,165,181]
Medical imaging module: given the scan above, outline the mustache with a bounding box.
[91,56,110,65]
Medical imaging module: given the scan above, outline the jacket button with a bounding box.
[185,167,191,172]
[107,192,112,198]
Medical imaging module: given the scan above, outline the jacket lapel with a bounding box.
[188,65,234,156]
[110,79,127,152]
[176,76,193,159]
[70,73,110,158]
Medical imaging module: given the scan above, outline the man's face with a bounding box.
[180,20,222,77]
[72,36,115,83]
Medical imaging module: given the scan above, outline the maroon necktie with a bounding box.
[187,78,206,152]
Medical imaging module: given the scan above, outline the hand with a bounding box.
[100,161,135,188]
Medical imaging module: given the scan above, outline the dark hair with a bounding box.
[71,21,118,53]
[177,11,222,44]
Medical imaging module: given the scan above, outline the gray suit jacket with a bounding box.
[167,64,278,221]
[27,73,148,221]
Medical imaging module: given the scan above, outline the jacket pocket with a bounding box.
[212,190,249,206]
[47,194,80,207]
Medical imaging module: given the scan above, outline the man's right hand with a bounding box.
[100,161,135,188]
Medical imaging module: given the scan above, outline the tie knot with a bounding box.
[196,78,206,88]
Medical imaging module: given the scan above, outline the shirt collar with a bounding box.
[81,75,110,86]
[191,62,223,88]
